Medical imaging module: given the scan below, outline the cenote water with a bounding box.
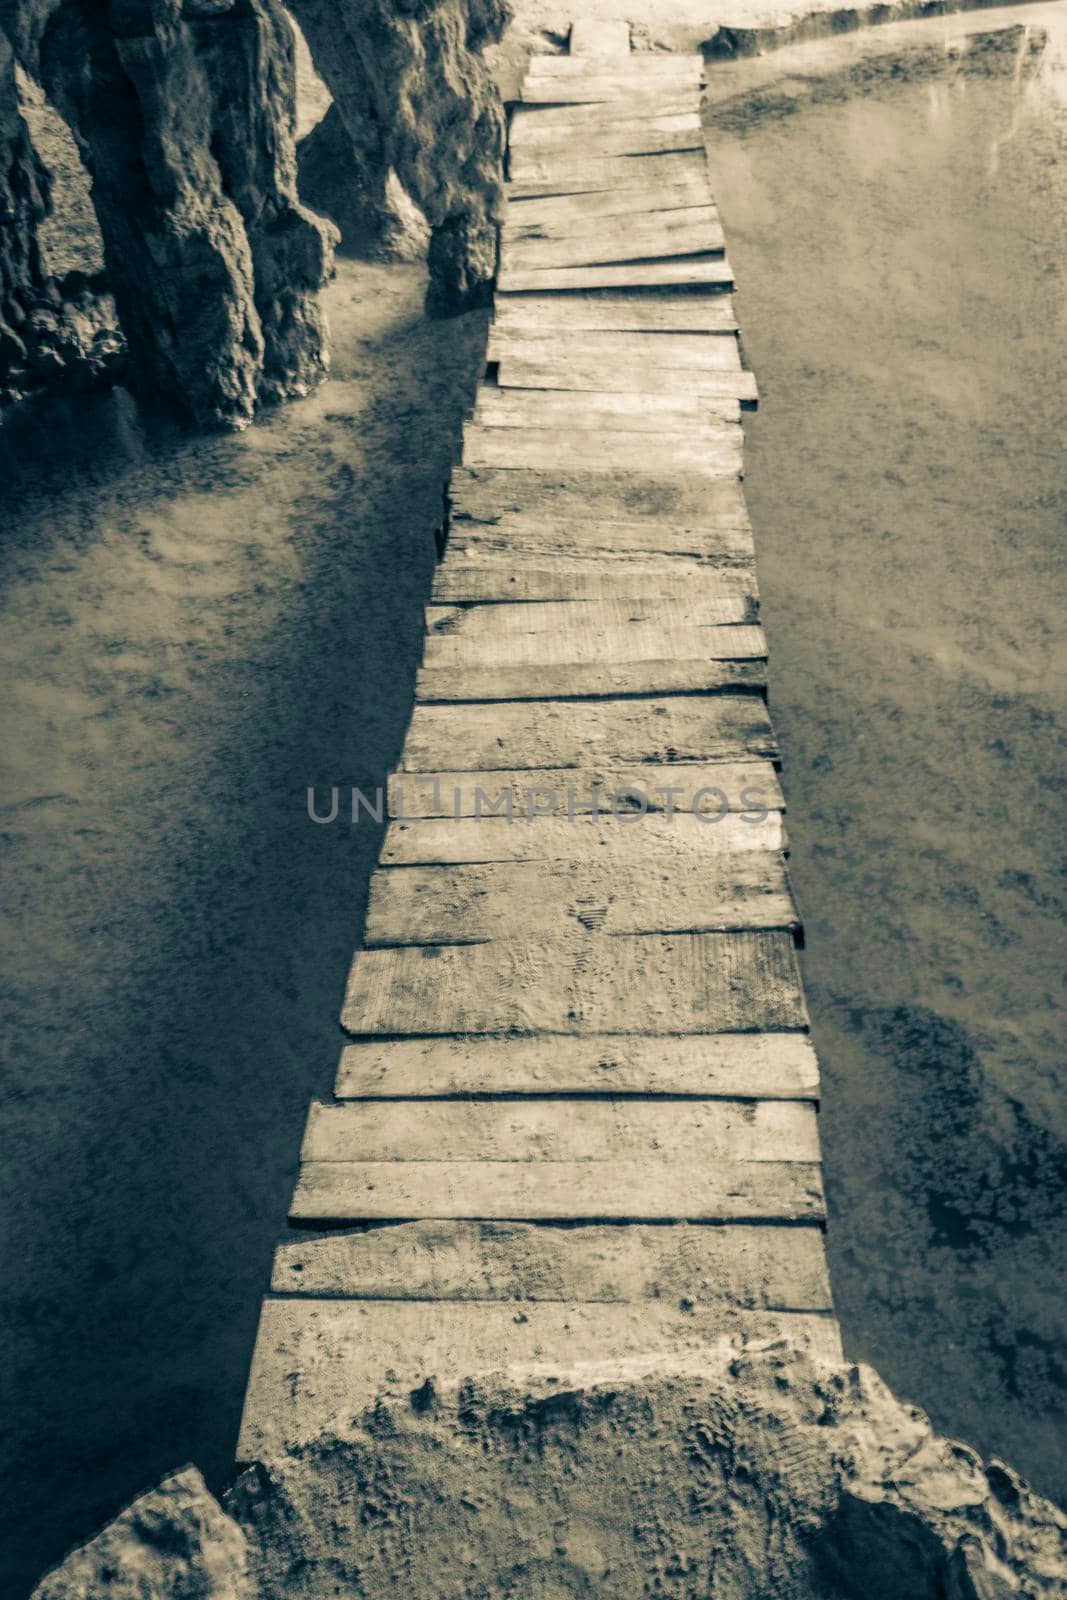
[704,3,1067,1505]
[2,10,1066,1594]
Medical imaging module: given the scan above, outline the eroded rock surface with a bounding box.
[288,0,509,312]
[32,1347,1067,1599]
[30,1467,252,1600]
[2,0,336,428]
[0,30,48,385]
[297,101,430,262]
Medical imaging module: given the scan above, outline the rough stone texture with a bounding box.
[225,1346,1067,1600]
[288,0,509,312]
[30,1467,253,1600]
[0,29,48,380]
[1,0,337,428]
[297,102,429,262]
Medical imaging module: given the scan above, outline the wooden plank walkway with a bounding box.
[238,19,839,1462]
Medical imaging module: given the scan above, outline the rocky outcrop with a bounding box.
[287,0,509,312]
[2,0,336,429]
[296,102,430,262]
[31,1347,1067,1599]
[30,1468,252,1600]
[0,29,48,386]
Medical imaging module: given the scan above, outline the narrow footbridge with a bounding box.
[238,20,840,1459]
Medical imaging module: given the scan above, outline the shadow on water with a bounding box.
[0,259,488,1595]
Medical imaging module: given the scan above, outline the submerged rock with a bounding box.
[288,0,509,313]
[2,0,336,429]
[31,1347,1067,1598]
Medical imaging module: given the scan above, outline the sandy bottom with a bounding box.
[0,263,487,1595]
[705,19,1067,1503]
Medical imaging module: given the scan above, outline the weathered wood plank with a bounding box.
[472,386,741,432]
[432,560,757,603]
[506,151,708,199]
[524,53,703,78]
[271,1220,833,1308]
[333,1030,817,1100]
[461,423,742,476]
[292,1159,824,1224]
[379,810,784,865]
[489,330,740,369]
[499,257,733,294]
[511,110,702,156]
[443,531,753,566]
[387,758,782,818]
[415,658,766,703]
[364,851,797,945]
[237,1297,840,1458]
[341,929,807,1036]
[510,93,699,136]
[400,694,777,771]
[450,466,750,526]
[567,17,632,56]
[492,290,737,334]
[302,1098,818,1164]
[423,614,766,668]
[426,598,756,638]
[500,210,724,272]
[498,356,758,403]
[503,183,710,226]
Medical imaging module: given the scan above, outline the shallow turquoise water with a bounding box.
[706,10,1067,1503]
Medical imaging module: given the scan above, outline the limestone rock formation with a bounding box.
[297,102,430,262]
[31,1347,1067,1599]
[0,29,49,388]
[287,0,509,312]
[1,0,337,429]
[30,1467,252,1600]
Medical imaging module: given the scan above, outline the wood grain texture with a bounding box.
[386,758,782,818]
[472,386,741,432]
[414,658,766,703]
[422,611,765,667]
[499,257,734,294]
[488,329,739,368]
[510,111,702,158]
[271,1220,833,1308]
[400,694,777,772]
[379,810,784,865]
[333,1030,818,1099]
[499,210,725,271]
[506,151,708,197]
[291,1159,825,1224]
[364,851,797,945]
[237,1297,840,1459]
[510,94,700,135]
[301,1097,819,1164]
[450,466,751,526]
[340,929,808,1036]
[492,291,738,334]
[460,423,742,476]
[431,559,758,603]
[426,598,757,637]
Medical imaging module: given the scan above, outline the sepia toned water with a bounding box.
[705,3,1067,1508]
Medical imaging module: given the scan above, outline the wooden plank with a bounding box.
[498,356,758,403]
[503,182,709,225]
[461,424,742,477]
[334,1030,817,1099]
[509,113,703,165]
[426,598,755,637]
[415,659,766,703]
[443,529,753,565]
[364,852,798,945]
[511,93,699,135]
[472,387,741,432]
[492,291,737,335]
[302,1097,818,1164]
[401,694,776,771]
[506,151,708,199]
[237,1297,840,1458]
[379,810,784,865]
[432,559,757,604]
[524,53,703,78]
[489,329,739,368]
[502,202,720,247]
[500,213,725,272]
[292,1159,824,1225]
[423,610,765,667]
[340,929,807,1036]
[271,1220,833,1309]
[450,466,750,526]
[499,257,733,294]
[567,17,632,56]
[387,759,782,818]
